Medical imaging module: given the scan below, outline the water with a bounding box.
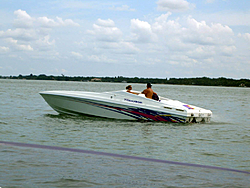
[0,79,249,187]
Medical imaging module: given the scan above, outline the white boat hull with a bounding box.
[40,90,212,123]
[41,93,137,120]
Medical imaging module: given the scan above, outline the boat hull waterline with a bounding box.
[40,90,212,123]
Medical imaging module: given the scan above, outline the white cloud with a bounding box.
[154,12,172,23]
[37,16,80,28]
[152,13,182,35]
[109,5,135,11]
[186,46,216,59]
[125,14,239,71]
[219,45,237,56]
[6,38,33,51]
[96,18,115,27]
[239,33,250,42]
[58,1,97,10]
[87,19,122,42]
[205,0,215,3]
[97,41,140,54]
[54,68,67,74]
[206,0,227,3]
[0,46,9,53]
[0,5,249,78]
[130,19,157,43]
[192,11,250,27]
[87,54,117,63]
[14,9,31,20]
[56,17,80,27]
[157,0,195,12]
[34,35,55,51]
[182,17,234,45]
[71,51,83,59]
[81,13,238,74]
[0,9,79,54]
[10,9,79,31]
[0,28,37,41]
[120,41,140,53]
[17,44,34,51]
[37,17,57,28]
[13,9,33,28]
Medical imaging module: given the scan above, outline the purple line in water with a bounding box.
[1,141,249,175]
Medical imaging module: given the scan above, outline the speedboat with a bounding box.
[39,90,212,123]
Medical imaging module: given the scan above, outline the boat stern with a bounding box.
[186,109,212,123]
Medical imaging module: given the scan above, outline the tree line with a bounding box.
[0,74,249,87]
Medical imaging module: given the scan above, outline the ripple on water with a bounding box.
[1,80,249,187]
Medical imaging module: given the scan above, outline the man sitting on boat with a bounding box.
[142,83,159,100]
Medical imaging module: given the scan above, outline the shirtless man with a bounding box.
[142,83,154,99]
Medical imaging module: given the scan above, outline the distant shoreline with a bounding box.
[1,74,249,87]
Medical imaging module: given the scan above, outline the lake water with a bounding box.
[0,79,249,187]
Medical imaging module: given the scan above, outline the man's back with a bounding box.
[142,88,153,99]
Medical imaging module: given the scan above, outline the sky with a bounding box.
[0,0,249,78]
